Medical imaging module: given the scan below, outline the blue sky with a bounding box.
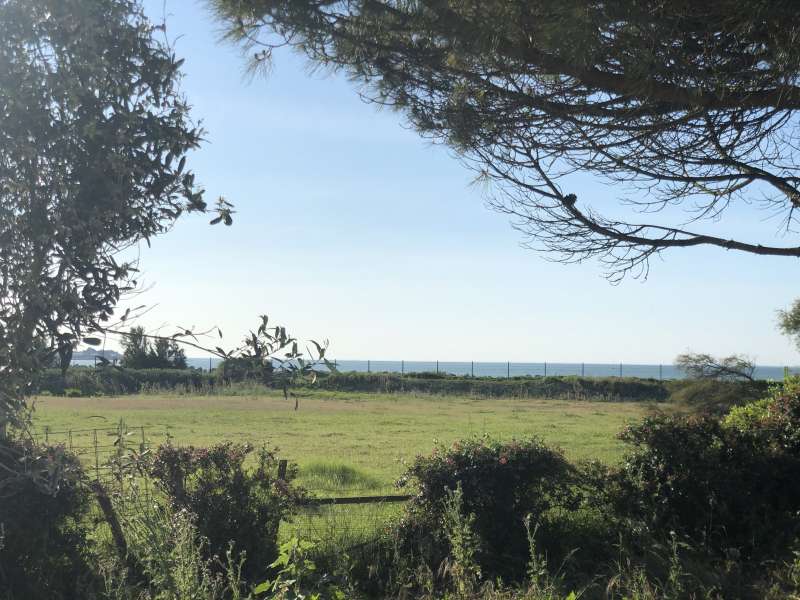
[126,0,800,365]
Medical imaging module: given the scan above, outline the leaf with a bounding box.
[253,582,270,594]
[83,337,102,346]
[310,339,325,358]
[209,215,223,225]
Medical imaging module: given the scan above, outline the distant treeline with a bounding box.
[33,366,770,405]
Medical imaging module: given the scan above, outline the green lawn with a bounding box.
[32,389,653,492]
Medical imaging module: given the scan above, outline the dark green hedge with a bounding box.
[315,371,671,401]
[33,367,215,396]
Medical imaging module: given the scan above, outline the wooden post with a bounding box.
[544,362,547,377]
[277,459,288,481]
[367,360,370,373]
[619,363,623,378]
[93,429,100,482]
[471,361,474,377]
[507,362,510,378]
[401,360,404,375]
[581,363,585,377]
[436,360,439,374]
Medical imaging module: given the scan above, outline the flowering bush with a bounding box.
[396,436,575,577]
[149,441,305,582]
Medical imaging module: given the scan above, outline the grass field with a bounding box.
[32,389,654,493]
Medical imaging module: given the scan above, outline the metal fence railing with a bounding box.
[72,357,800,381]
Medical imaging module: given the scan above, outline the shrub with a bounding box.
[148,441,304,583]
[216,355,274,384]
[721,377,800,480]
[0,437,96,599]
[396,437,576,578]
[666,378,766,415]
[615,413,800,558]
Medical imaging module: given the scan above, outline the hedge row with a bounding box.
[33,367,215,396]
[32,367,770,404]
[315,371,675,401]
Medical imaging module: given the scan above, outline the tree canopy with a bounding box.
[213,0,800,280]
[0,0,232,432]
[121,326,187,369]
[675,352,756,382]
[779,299,800,351]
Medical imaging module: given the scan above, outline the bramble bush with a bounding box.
[0,437,96,599]
[396,437,576,578]
[615,408,800,559]
[148,441,305,583]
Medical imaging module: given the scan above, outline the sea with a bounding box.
[71,358,799,381]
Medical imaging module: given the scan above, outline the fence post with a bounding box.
[68,429,73,452]
[44,425,49,444]
[581,362,585,377]
[209,357,212,371]
[436,360,439,374]
[401,360,404,375]
[659,364,663,380]
[471,361,474,377]
[619,363,623,378]
[544,362,547,377]
[367,360,370,373]
[507,362,510,378]
[277,459,288,481]
[93,429,100,482]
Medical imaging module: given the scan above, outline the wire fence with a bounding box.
[33,424,407,538]
[73,357,800,381]
[325,360,800,381]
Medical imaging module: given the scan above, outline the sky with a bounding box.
[122,0,800,365]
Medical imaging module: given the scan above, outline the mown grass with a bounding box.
[32,388,654,490]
